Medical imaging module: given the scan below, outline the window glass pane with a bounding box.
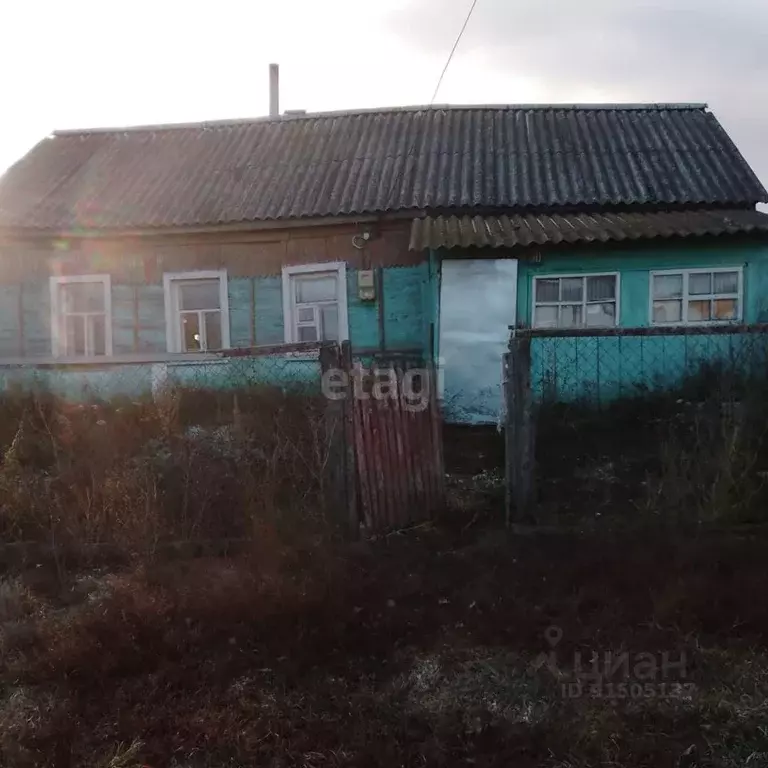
[653,274,683,299]
[585,302,615,327]
[533,305,558,328]
[713,299,737,320]
[179,280,220,311]
[63,281,105,312]
[320,304,339,341]
[295,275,337,303]
[65,314,86,355]
[535,279,559,303]
[587,275,616,302]
[714,272,738,294]
[653,300,682,323]
[688,300,711,322]
[559,304,583,328]
[561,278,583,302]
[297,307,315,323]
[90,315,106,355]
[181,312,202,351]
[297,324,319,341]
[204,312,222,350]
[689,273,712,296]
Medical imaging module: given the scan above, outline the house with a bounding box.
[0,103,766,421]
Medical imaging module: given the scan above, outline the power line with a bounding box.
[430,0,479,104]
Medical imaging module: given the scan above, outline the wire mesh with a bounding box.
[524,326,768,407]
[507,325,768,525]
[0,344,327,406]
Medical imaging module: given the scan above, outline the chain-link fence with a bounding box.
[526,325,768,406]
[0,342,328,405]
[505,324,768,527]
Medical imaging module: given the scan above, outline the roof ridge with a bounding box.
[52,102,709,136]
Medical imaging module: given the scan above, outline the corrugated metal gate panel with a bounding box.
[351,356,444,534]
[320,344,444,535]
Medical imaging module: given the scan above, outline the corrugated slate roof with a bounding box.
[0,104,765,231]
[409,209,768,251]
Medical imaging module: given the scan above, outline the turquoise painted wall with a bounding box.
[22,282,51,356]
[135,284,166,353]
[5,266,434,359]
[112,284,135,355]
[252,276,284,345]
[347,270,379,350]
[0,285,21,357]
[229,266,433,352]
[11,281,168,358]
[0,263,435,401]
[382,264,433,351]
[225,267,435,352]
[515,241,768,402]
[228,278,254,348]
[517,242,768,327]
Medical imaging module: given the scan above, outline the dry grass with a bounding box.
[1,523,768,767]
[2,369,768,765]
[532,367,768,528]
[0,387,338,561]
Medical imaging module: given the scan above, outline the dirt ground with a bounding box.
[2,513,768,768]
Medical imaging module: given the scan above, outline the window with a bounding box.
[163,270,230,352]
[50,275,112,357]
[282,262,349,343]
[650,268,742,325]
[532,274,619,329]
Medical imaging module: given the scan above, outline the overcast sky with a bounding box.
[1,0,766,197]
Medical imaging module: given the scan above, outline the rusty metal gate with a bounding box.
[351,355,444,534]
[321,344,445,536]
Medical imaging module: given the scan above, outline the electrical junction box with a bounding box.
[358,269,376,301]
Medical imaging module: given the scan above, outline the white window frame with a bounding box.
[282,262,349,343]
[532,272,621,329]
[163,269,231,353]
[50,274,113,357]
[649,267,743,326]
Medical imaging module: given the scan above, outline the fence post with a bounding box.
[504,335,535,525]
[320,343,356,538]
[426,358,446,502]
[340,340,359,537]
[503,351,515,526]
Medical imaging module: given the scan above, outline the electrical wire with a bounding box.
[430,0,479,104]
